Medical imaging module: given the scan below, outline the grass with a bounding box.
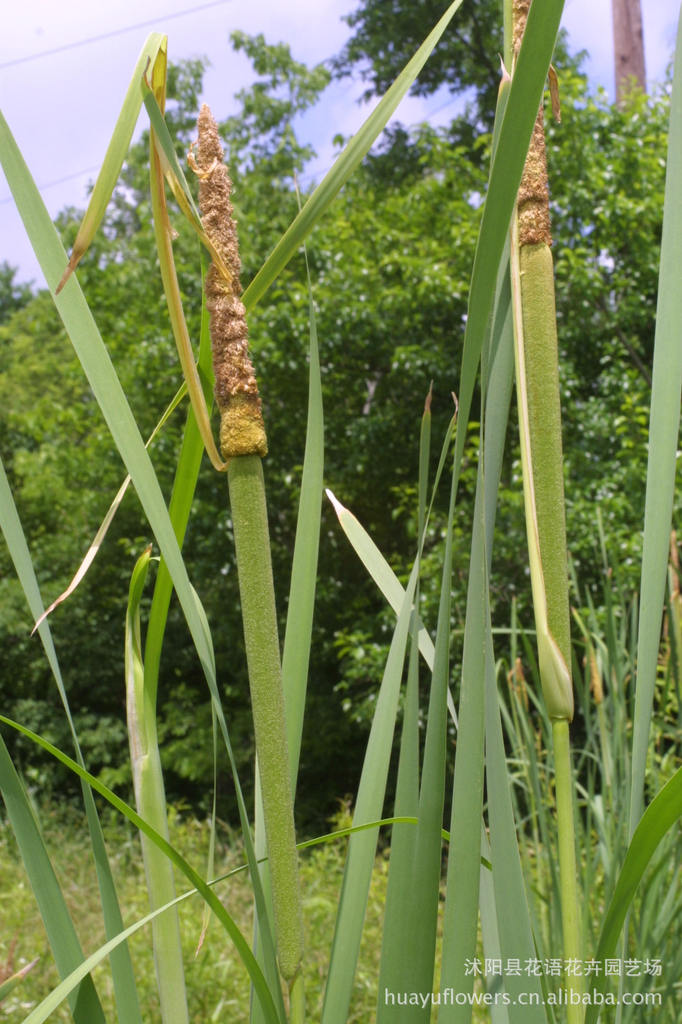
[0,807,387,1024]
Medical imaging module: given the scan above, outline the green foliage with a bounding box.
[0,262,33,323]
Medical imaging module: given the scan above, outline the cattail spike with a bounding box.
[513,0,552,247]
[194,104,267,459]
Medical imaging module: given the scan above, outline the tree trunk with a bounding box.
[611,0,646,104]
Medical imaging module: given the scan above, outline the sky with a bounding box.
[1,0,679,289]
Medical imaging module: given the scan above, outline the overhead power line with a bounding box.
[0,0,233,70]
[0,165,103,206]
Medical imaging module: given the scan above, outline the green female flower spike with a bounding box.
[511,0,573,722]
[227,456,304,984]
[519,241,573,721]
[195,106,304,992]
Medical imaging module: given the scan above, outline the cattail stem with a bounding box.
[553,720,583,1023]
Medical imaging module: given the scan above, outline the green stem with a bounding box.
[553,719,584,1024]
[288,970,305,1024]
[126,550,189,1024]
[228,455,304,992]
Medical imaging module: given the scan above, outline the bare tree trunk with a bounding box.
[611,0,646,104]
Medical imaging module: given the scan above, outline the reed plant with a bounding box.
[1,0,682,1022]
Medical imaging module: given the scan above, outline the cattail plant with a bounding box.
[509,0,582,1017]
[2,3,682,1022]
[193,104,305,1012]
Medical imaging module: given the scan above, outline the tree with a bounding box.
[0,261,33,323]
[612,0,646,104]
[332,0,579,161]
[333,0,502,134]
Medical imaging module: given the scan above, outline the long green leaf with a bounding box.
[321,560,421,1024]
[142,271,211,705]
[281,247,324,786]
[439,463,488,1024]
[403,417,458,1020]
[629,6,682,835]
[241,0,465,311]
[0,715,281,1024]
[452,0,565,493]
[481,204,546,1020]
[0,455,142,1023]
[585,764,682,1024]
[126,548,189,1023]
[56,34,167,290]
[376,394,431,1020]
[0,736,107,1024]
[485,636,547,1022]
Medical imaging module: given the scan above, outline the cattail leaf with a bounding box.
[585,764,682,1024]
[452,0,565,497]
[281,251,325,784]
[242,0,466,311]
[125,547,190,1024]
[629,5,682,835]
[0,714,283,1024]
[321,558,420,1024]
[485,628,548,1022]
[0,455,143,1023]
[56,34,167,291]
[143,89,235,285]
[439,461,488,1024]
[0,736,108,1024]
[148,127,227,472]
[326,488,435,670]
[376,394,431,1019]
[405,417,458,1017]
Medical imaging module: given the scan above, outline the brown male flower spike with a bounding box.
[194,104,268,459]
[513,0,552,248]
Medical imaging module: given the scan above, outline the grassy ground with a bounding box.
[2,782,679,1023]
[0,802,388,1023]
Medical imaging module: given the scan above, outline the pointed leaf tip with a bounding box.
[325,488,344,517]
